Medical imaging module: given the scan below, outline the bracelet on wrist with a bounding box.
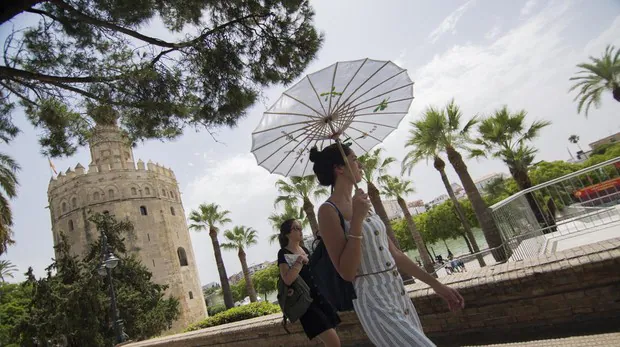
[348,234,363,240]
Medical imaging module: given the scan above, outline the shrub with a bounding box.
[207,303,226,316]
[186,302,281,332]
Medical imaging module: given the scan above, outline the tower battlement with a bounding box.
[46,122,207,332]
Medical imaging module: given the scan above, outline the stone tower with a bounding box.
[47,122,207,332]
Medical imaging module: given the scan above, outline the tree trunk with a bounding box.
[434,156,486,267]
[0,0,43,26]
[445,146,508,262]
[368,181,413,281]
[397,196,435,276]
[511,167,556,234]
[303,198,319,238]
[210,228,234,309]
[613,86,620,102]
[461,233,473,253]
[239,249,258,303]
[368,182,400,247]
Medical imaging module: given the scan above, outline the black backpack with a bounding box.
[310,201,356,312]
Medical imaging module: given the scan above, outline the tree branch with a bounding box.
[0,81,38,106]
[0,66,122,83]
[50,0,272,49]
[0,0,45,26]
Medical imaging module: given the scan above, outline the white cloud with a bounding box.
[520,0,538,17]
[381,2,618,205]
[485,24,501,40]
[183,153,284,285]
[393,49,408,69]
[428,0,476,43]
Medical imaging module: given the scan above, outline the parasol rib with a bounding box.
[333,61,390,115]
[263,111,322,119]
[350,120,397,129]
[354,96,414,113]
[336,70,408,113]
[306,76,329,117]
[347,82,414,112]
[253,122,318,152]
[260,121,324,168]
[347,125,384,143]
[252,119,317,135]
[270,121,326,173]
[331,59,368,113]
[285,130,319,176]
[327,62,339,116]
[353,111,408,117]
[282,92,325,118]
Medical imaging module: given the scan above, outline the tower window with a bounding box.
[177,247,188,266]
[103,210,110,215]
[147,233,150,242]
[189,291,194,300]
[62,202,67,213]
[131,187,137,196]
[162,189,166,197]
[71,197,77,208]
[108,189,114,198]
[152,259,155,267]
[94,192,100,201]
[140,206,148,216]
[144,187,150,195]
[169,191,174,199]
[170,207,175,215]
[69,220,74,231]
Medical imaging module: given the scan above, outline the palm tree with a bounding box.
[358,148,401,247]
[0,153,19,255]
[380,175,435,275]
[568,134,582,151]
[188,203,234,309]
[402,131,486,268]
[221,226,259,303]
[412,100,507,262]
[483,176,509,202]
[472,106,552,228]
[274,176,328,238]
[569,45,620,117]
[0,259,17,282]
[267,201,309,245]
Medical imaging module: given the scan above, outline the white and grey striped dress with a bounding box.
[330,204,435,347]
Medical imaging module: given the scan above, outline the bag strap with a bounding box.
[282,314,290,334]
[323,200,346,233]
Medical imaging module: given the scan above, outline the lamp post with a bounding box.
[98,232,125,344]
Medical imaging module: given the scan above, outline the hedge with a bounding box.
[207,303,227,316]
[186,302,281,332]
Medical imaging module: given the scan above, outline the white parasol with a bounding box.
[251,58,414,183]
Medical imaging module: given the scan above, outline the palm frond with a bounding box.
[570,45,620,116]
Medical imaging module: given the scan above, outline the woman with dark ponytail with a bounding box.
[277,219,341,346]
[311,143,464,347]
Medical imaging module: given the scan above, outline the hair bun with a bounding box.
[309,146,321,163]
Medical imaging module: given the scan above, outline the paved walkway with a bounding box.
[463,332,620,347]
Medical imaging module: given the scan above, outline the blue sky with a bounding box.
[2,0,619,285]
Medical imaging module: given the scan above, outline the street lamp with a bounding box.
[98,232,125,344]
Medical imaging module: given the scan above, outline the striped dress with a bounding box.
[336,206,435,347]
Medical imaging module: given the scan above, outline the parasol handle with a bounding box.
[328,121,360,190]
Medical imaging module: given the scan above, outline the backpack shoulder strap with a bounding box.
[322,200,345,233]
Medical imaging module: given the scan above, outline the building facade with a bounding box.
[474,172,507,193]
[47,123,207,332]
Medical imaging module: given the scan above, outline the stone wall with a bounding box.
[47,124,207,333]
[124,237,620,347]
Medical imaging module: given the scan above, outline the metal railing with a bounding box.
[490,156,620,261]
